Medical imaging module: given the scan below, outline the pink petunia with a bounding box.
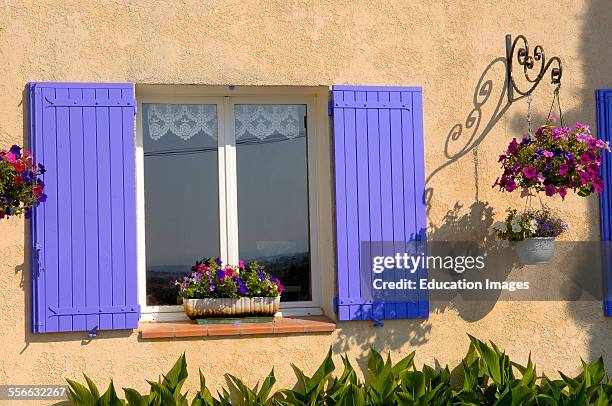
[545,184,556,196]
[558,187,567,199]
[542,150,554,158]
[523,166,537,180]
[6,152,16,163]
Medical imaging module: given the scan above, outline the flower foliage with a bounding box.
[489,207,567,242]
[495,116,610,199]
[175,258,285,299]
[0,145,46,219]
[67,335,612,405]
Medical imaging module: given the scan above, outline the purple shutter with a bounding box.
[596,89,612,316]
[331,85,428,321]
[28,82,139,333]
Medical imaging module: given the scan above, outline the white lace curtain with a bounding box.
[146,104,304,141]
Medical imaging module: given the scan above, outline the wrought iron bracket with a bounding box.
[505,34,562,103]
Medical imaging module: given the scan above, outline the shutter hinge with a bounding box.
[369,316,384,327]
[35,243,44,272]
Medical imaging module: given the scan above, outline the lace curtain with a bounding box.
[147,104,218,141]
[146,104,304,141]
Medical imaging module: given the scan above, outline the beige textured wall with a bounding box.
[1,0,612,403]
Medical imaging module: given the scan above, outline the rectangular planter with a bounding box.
[183,297,281,319]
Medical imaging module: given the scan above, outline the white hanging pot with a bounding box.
[513,237,556,264]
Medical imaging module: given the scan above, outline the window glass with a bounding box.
[143,104,219,306]
[234,104,311,301]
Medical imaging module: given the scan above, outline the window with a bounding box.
[136,94,320,320]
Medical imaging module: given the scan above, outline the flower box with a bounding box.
[174,257,284,320]
[183,296,280,319]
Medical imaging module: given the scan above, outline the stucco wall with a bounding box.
[1,0,612,402]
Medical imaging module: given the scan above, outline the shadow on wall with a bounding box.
[570,0,612,371]
[425,56,510,211]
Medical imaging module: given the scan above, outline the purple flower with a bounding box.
[545,184,556,196]
[209,285,216,292]
[215,257,222,266]
[216,269,225,280]
[507,138,519,155]
[559,163,569,176]
[523,166,537,180]
[9,145,21,158]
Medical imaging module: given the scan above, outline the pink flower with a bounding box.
[594,177,604,192]
[576,132,588,143]
[558,187,567,199]
[196,263,208,272]
[239,260,245,269]
[224,266,236,278]
[575,122,591,134]
[6,152,16,163]
[542,150,553,158]
[548,114,557,123]
[537,172,546,183]
[595,139,610,151]
[523,166,537,180]
[545,184,556,196]
[559,163,569,176]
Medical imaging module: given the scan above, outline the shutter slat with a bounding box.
[42,86,60,332]
[29,82,139,333]
[332,90,349,321]
[122,87,139,328]
[68,87,87,332]
[332,85,427,321]
[83,87,101,331]
[56,87,73,332]
[95,88,114,331]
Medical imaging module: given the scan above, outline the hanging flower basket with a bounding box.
[489,207,567,265]
[494,116,609,199]
[0,145,46,219]
[513,237,556,264]
[174,258,284,319]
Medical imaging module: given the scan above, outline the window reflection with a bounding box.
[143,104,220,306]
[235,104,311,302]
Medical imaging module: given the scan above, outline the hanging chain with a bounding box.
[547,83,563,126]
[527,93,533,138]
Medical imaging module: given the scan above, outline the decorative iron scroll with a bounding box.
[505,34,562,103]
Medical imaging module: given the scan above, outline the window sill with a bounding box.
[138,316,336,339]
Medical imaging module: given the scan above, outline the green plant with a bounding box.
[67,335,612,405]
[175,258,284,299]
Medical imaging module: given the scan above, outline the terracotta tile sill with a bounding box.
[139,316,336,339]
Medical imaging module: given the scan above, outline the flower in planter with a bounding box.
[494,117,610,199]
[0,144,46,219]
[488,206,567,245]
[175,258,284,299]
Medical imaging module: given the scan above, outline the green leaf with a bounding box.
[391,352,416,379]
[98,380,125,406]
[66,378,97,406]
[123,388,148,406]
[84,374,101,399]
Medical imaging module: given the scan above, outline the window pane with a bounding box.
[143,104,219,306]
[235,104,311,302]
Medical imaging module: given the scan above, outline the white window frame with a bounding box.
[136,92,322,321]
